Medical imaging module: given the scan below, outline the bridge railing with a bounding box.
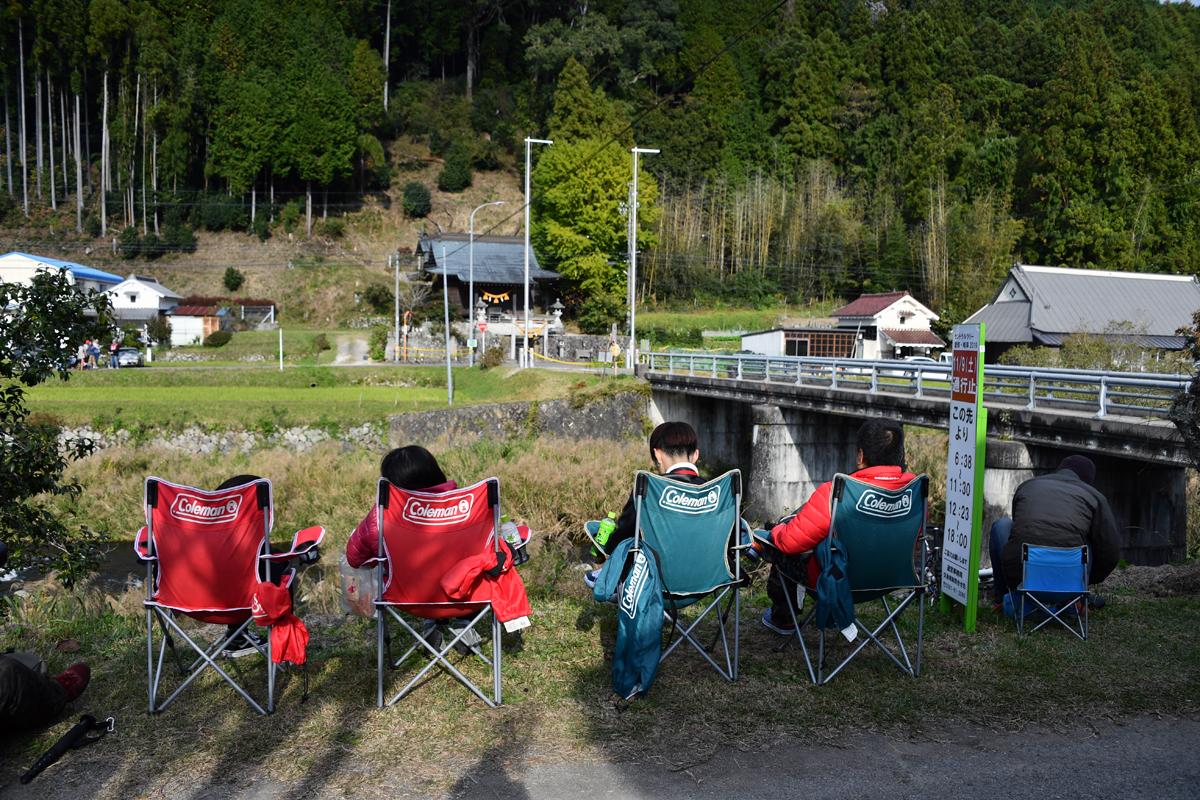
[643,351,1191,420]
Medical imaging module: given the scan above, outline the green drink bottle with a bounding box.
[592,512,618,557]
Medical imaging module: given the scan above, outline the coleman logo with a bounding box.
[402,494,473,526]
[659,486,721,515]
[620,551,650,619]
[855,490,912,518]
[170,494,241,525]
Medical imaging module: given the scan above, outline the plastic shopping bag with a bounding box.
[338,554,379,617]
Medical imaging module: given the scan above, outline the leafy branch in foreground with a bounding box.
[1,271,113,585]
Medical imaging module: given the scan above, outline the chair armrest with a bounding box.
[356,556,386,568]
[134,527,156,562]
[262,526,326,562]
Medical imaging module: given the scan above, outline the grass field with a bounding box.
[2,441,1197,796]
[165,329,346,365]
[24,366,638,430]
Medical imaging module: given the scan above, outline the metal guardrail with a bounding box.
[644,351,1191,420]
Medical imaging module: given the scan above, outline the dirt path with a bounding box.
[2,715,1195,799]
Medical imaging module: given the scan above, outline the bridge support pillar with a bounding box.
[983,440,1188,567]
[746,405,858,524]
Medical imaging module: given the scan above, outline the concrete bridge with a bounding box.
[642,352,1192,565]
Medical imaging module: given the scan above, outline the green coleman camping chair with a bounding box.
[772,473,930,685]
[633,469,747,681]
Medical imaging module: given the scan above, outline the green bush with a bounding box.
[140,232,162,260]
[645,326,703,347]
[119,226,140,259]
[479,345,504,369]
[203,330,233,348]
[164,222,197,253]
[319,217,346,238]
[145,316,172,348]
[223,267,245,292]
[312,333,331,353]
[281,200,302,233]
[252,213,271,241]
[576,291,624,335]
[402,181,432,217]
[437,142,473,192]
[368,326,389,361]
[361,283,393,313]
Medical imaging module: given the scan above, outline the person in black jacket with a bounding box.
[583,421,708,587]
[988,455,1121,608]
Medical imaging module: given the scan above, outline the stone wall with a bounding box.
[59,423,386,455]
[389,391,646,446]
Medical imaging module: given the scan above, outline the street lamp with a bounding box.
[523,136,553,368]
[441,245,453,406]
[628,147,659,370]
[469,200,505,366]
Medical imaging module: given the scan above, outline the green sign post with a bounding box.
[939,323,987,632]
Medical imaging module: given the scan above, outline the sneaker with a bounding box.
[447,618,482,654]
[52,663,91,702]
[222,628,264,658]
[760,608,791,637]
[583,569,600,590]
[1087,594,1106,610]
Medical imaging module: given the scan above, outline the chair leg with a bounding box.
[376,606,386,709]
[266,628,275,714]
[146,607,155,714]
[732,585,740,682]
[492,612,502,706]
[915,589,925,677]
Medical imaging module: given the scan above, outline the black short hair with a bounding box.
[857,420,905,468]
[381,445,448,490]
[648,421,698,460]
[216,475,263,491]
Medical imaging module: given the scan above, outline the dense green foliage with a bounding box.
[223,267,245,292]
[2,0,1199,320]
[402,180,432,217]
[0,271,112,584]
[203,329,232,347]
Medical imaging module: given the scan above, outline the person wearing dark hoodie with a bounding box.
[988,454,1121,611]
[582,421,709,589]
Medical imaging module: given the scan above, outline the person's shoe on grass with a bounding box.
[222,627,264,658]
[760,608,791,636]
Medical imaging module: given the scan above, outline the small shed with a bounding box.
[741,327,857,358]
[168,305,224,347]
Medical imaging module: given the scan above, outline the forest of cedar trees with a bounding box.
[2,0,1199,328]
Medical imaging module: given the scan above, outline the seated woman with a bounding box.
[345,445,522,649]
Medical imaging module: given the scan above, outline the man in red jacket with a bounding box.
[758,419,917,635]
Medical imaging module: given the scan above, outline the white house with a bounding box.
[831,291,943,359]
[106,274,182,325]
[740,326,858,358]
[0,251,122,294]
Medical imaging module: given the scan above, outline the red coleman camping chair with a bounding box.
[367,477,530,708]
[136,477,325,715]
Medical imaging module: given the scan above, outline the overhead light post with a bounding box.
[523,136,553,368]
[441,245,453,405]
[628,147,659,370]
[469,200,504,366]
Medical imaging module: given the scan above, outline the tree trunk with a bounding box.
[19,21,29,216]
[269,176,274,220]
[383,0,391,111]
[75,94,83,232]
[131,73,140,230]
[60,86,68,191]
[83,65,91,183]
[251,183,256,223]
[47,74,57,210]
[35,65,43,200]
[322,187,327,219]
[152,80,158,235]
[100,70,108,237]
[305,181,312,237]
[4,83,12,196]
[141,78,147,235]
[466,20,477,101]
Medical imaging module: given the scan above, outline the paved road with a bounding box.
[3,716,1195,799]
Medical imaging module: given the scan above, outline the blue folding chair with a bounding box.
[1014,544,1089,640]
[773,474,930,685]
[634,470,747,681]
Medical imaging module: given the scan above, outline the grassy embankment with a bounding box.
[24,365,639,430]
[2,436,1197,795]
[638,300,842,350]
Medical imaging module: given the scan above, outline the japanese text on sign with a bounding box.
[942,325,983,607]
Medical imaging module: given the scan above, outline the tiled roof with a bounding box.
[169,305,219,317]
[417,234,560,283]
[880,328,944,346]
[832,291,910,317]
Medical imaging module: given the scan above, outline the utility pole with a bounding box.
[469,200,505,366]
[441,246,454,405]
[523,136,552,368]
[628,147,659,370]
[392,253,400,362]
